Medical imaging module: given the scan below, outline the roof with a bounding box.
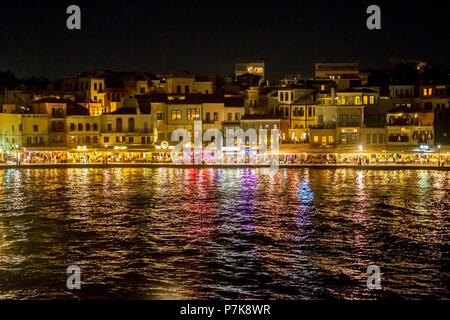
[224,97,244,107]
[31,98,75,104]
[110,107,138,115]
[148,93,226,104]
[338,88,378,93]
[66,103,90,116]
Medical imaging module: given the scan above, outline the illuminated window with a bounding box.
[363,96,368,104]
[355,96,361,105]
[187,109,200,120]
[171,110,182,120]
[314,136,319,144]
[328,136,334,144]
[320,85,325,91]
[370,96,375,104]
[423,88,427,96]
[428,88,433,95]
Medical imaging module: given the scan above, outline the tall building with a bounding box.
[315,61,360,90]
[235,60,265,81]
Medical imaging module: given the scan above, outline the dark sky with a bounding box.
[1,0,449,80]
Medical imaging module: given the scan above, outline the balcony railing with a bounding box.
[388,119,420,126]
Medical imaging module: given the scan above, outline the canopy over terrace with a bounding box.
[278,144,448,155]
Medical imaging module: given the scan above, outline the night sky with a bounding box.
[1,0,449,80]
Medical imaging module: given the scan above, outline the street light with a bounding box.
[438,145,441,167]
[359,145,363,166]
[15,144,20,165]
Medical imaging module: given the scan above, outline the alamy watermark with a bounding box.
[170,122,280,172]
[66,5,81,30]
[67,265,81,290]
[366,265,382,290]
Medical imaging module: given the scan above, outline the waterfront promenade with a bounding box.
[1,162,449,170]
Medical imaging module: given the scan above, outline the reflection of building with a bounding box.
[235,60,265,81]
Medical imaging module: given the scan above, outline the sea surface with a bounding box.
[0,168,448,299]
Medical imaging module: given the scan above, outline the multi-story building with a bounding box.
[419,84,450,111]
[165,73,214,94]
[66,114,101,149]
[240,115,289,143]
[235,60,265,81]
[0,113,49,153]
[315,61,361,90]
[100,106,153,153]
[386,106,434,146]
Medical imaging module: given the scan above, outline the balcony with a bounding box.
[310,123,336,129]
[387,119,420,126]
[338,122,360,127]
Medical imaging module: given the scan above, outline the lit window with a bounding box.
[171,110,182,120]
[314,136,319,144]
[370,96,375,104]
[363,96,368,104]
[328,136,334,144]
[423,88,427,96]
[428,88,433,95]
[187,109,200,120]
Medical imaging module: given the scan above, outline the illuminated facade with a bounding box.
[235,60,265,81]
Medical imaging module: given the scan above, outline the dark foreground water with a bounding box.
[0,168,448,300]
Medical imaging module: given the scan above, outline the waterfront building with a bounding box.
[386,106,435,147]
[222,97,245,134]
[66,113,101,150]
[240,114,289,143]
[0,113,49,159]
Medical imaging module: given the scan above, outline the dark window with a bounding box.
[116,118,123,132]
[128,118,135,132]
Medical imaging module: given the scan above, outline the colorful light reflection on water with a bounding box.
[0,168,448,299]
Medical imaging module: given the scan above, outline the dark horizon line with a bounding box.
[2,59,449,83]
